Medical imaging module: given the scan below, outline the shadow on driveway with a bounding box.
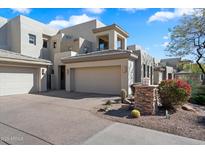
[34,90,119,100]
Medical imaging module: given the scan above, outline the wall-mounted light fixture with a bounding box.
[42,69,45,75]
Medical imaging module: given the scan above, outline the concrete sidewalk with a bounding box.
[84,123,205,145]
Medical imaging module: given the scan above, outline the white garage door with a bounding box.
[74,66,121,95]
[0,66,38,96]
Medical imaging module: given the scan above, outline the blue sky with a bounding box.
[0,8,195,59]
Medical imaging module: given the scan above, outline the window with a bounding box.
[201,74,204,81]
[53,41,57,48]
[43,39,48,48]
[99,43,105,50]
[168,73,172,79]
[143,64,146,78]
[147,66,150,77]
[98,35,109,50]
[117,36,124,49]
[29,34,36,45]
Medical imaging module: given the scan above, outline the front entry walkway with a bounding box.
[84,123,205,145]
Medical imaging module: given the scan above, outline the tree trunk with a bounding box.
[202,73,205,85]
[196,48,205,85]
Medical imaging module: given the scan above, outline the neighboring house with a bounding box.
[175,62,205,85]
[160,58,181,70]
[0,15,168,96]
[154,66,175,84]
[175,70,204,84]
[154,58,205,85]
[127,45,155,85]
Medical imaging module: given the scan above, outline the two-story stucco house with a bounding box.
[0,15,155,96]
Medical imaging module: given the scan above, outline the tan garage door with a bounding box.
[74,66,121,95]
[0,66,38,96]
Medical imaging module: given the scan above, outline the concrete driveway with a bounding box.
[0,90,204,145]
[0,91,114,145]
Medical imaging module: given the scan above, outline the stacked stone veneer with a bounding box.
[134,85,159,115]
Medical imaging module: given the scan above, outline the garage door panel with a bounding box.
[74,66,121,95]
[0,66,38,96]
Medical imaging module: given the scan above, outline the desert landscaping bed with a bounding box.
[93,102,205,141]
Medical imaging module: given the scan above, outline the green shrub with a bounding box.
[191,85,205,106]
[192,96,205,105]
[131,109,140,118]
[158,79,191,110]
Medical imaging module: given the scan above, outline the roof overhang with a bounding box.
[0,57,52,66]
[61,50,138,64]
[92,24,129,38]
[0,49,52,66]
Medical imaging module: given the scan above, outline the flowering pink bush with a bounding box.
[158,79,191,110]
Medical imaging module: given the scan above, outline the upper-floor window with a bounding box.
[147,66,150,77]
[143,64,146,78]
[29,34,36,45]
[43,39,48,48]
[117,37,123,49]
[53,41,57,48]
[98,35,109,50]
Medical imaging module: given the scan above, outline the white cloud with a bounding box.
[84,8,105,14]
[163,33,171,40]
[145,47,150,51]
[121,8,146,13]
[48,14,95,29]
[163,36,169,39]
[11,8,31,14]
[162,41,169,47]
[148,8,195,23]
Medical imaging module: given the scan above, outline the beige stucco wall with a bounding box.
[0,15,58,58]
[0,22,8,49]
[154,71,163,85]
[60,37,92,54]
[0,17,8,49]
[64,58,134,95]
[19,15,58,58]
[128,60,135,94]
[49,33,63,62]
[38,67,47,92]
[0,16,21,53]
[164,66,174,79]
[60,20,105,51]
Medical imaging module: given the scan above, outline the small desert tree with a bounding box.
[166,9,205,84]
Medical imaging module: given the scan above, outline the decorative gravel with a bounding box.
[94,103,205,141]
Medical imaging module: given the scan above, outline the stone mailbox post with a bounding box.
[134,85,159,115]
